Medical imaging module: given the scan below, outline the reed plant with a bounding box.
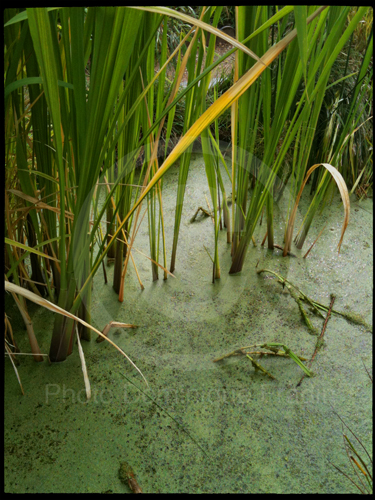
[4,6,372,365]
[5,7,163,362]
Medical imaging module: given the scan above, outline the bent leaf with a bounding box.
[284,163,350,256]
[4,281,148,387]
[131,6,262,63]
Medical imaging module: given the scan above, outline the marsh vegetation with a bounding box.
[4,6,373,493]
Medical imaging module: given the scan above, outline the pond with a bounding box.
[4,152,372,493]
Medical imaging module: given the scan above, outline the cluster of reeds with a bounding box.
[4,7,372,367]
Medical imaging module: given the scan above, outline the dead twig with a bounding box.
[296,294,335,387]
[190,206,213,222]
[119,462,143,493]
[273,244,297,258]
[213,343,311,379]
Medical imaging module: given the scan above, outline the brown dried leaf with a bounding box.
[284,163,350,256]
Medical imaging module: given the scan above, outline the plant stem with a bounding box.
[296,294,335,387]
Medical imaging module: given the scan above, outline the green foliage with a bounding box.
[4,6,372,364]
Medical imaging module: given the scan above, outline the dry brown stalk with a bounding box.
[296,294,336,387]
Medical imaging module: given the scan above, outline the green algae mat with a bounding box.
[4,155,372,493]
